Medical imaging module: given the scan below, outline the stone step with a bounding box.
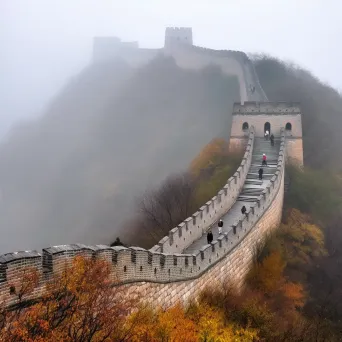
[239,193,263,198]
[237,197,258,202]
[252,155,278,159]
[245,181,263,186]
[251,162,278,165]
[250,164,277,167]
[251,162,278,166]
[247,176,273,180]
[250,166,277,171]
[240,193,263,198]
[240,188,264,193]
[247,172,275,177]
[238,194,261,198]
[252,153,278,157]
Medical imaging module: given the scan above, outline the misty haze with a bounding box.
[1,1,342,255]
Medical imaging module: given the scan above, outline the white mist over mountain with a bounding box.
[1,0,342,139]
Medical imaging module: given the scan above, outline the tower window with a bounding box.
[242,122,249,130]
[285,122,292,131]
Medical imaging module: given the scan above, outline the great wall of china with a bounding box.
[0,28,304,308]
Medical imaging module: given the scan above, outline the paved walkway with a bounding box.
[184,138,280,254]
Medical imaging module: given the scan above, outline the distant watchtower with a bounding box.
[164,27,193,48]
[229,102,304,166]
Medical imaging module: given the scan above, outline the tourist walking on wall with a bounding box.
[262,153,267,166]
[265,130,269,140]
[270,134,274,146]
[207,230,213,244]
[218,219,223,235]
[258,167,263,180]
[241,205,247,215]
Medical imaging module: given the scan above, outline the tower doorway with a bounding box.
[264,122,271,134]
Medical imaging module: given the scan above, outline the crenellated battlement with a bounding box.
[233,102,301,114]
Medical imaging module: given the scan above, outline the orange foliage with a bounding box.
[282,282,305,309]
[248,251,286,293]
[1,256,138,342]
[130,304,198,342]
[189,138,229,176]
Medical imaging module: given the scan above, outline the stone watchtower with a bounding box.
[229,102,304,166]
[164,27,193,48]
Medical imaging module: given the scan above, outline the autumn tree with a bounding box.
[0,256,141,342]
[248,251,286,293]
[136,172,197,241]
[129,304,198,342]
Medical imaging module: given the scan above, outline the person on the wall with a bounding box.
[270,134,275,146]
[218,219,223,235]
[241,205,247,215]
[258,167,264,180]
[111,237,125,247]
[265,130,269,140]
[207,230,213,244]
[262,153,267,166]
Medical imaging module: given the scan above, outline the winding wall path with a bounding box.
[0,48,286,309]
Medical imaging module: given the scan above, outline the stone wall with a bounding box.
[228,137,249,153]
[92,40,255,104]
[164,45,248,103]
[151,128,255,254]
[285,138,304,166]
[0,129,286,309]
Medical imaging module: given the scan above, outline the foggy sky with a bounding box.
[1,0,342,137]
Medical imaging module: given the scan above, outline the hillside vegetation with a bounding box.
[0,57,239,254]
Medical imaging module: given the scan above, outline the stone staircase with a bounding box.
[237,138,280,202]
[184,136,281,254]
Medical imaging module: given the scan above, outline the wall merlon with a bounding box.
[193,211,200,220]
[158,237,169,252]
[184,217,192,230]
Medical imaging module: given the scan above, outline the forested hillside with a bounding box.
[0,57,239,254]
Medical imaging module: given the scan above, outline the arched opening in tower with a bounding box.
[285,122,292,131]
[242,122,249,131]
[264,122,271,134]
